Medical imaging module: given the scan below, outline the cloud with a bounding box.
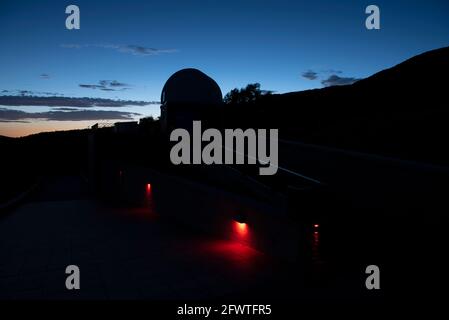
[79,84,103,90]
[302,68,361,86]
[321,75,361,87]
[321,69,342,74]
[1,90,62,97]
[116,45,177,56]
[79,80,131,91]
[0,107,141,122]
[0,119,30,123]
[19,90,33,96]
[61,43,177,56]
[302,70,318,80]
[302,69,345,81]
[0,95,159,108]
[100,80,128,87]
[40,73,50,79]
[53,107,80,111]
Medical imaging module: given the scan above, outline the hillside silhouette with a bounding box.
[225,46,449,164]
[0,130,90,204]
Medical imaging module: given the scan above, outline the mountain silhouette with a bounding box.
[0,134,13,141]
[245,46,449,163]
[278,46,448,109]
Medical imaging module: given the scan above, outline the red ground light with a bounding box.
[233,221,249,239]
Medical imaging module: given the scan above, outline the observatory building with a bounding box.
[160,68,223,132]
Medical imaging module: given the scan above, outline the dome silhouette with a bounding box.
[161,68,222,105]
[160,68,223,132]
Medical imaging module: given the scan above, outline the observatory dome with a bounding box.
[161,68,222,105]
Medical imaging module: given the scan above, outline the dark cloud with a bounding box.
[302,69,356,85]
[0,119,30,123]
[79,84,103,90]
[0,95,159,108]
[302,70,318,80]
[101,80,128,87]
[117,45,177,56]
[80,80,131,91]
[1,90,62,96]
[61,43,177,56]
[321,69,342,74]
[0,107,140,122]
[53,107,80,111]
[321,75,361,87]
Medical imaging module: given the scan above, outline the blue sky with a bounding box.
[0,0,448,136]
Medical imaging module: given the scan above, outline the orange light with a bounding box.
[237,222,247,232]
[233,220,248,238]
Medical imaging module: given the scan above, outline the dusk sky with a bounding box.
[1,0,448,137]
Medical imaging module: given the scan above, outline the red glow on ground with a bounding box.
[312,229,322,264]
[197,240,263,270]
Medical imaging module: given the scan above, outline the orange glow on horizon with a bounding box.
[0,120,101,137]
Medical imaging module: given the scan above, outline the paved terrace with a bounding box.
[2,171,444,301]
[0,175,309,300]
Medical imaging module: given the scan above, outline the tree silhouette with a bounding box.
[224,83,272,105]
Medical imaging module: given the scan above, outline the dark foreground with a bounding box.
[0,175,447,303]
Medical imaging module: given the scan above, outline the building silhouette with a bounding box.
[160,68,223,133]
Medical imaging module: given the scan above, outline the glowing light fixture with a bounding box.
[236,221,247,231]
[233,220,248,238]
[232,213,249,239]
